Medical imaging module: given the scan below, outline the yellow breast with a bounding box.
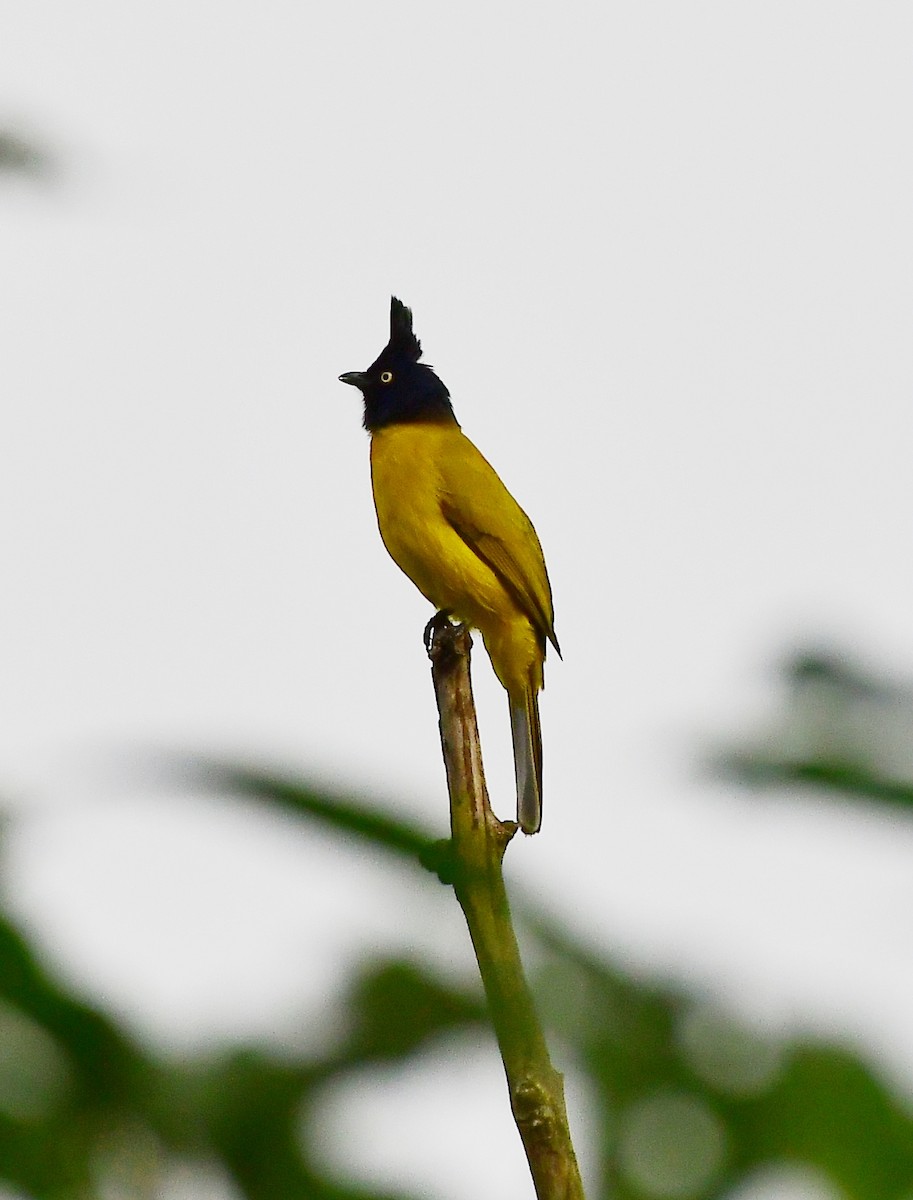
[369,423,510,627]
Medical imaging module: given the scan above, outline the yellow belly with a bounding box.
[369,422,542,694]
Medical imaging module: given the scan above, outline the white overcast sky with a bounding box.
[2,3,913,1198]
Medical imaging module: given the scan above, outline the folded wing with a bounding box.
[439,434,560,656]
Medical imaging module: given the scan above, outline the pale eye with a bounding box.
[380,370,394,384]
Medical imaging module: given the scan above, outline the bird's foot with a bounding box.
[423,609,453,654]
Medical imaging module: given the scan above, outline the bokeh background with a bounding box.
[2,3,913,1198]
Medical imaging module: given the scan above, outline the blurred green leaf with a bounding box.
[729,1045,913,1200]
[211,763,913,1200]
[209,764,441,862]
[339,958,485,1063]
[7,719,913,1200]
[0,912,164,1197]
[0,129,52,178]
[716,648,913,812]
[723,756,913,809]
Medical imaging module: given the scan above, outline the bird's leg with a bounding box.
[424,609,453,654]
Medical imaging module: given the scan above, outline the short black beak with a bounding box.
[338,371,369,389]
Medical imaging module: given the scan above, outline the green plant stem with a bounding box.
[427,619,586,1200]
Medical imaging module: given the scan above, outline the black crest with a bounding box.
[389,296,422,362]
[339,296,456,430]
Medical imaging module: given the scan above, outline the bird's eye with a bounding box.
[380,370,394,383]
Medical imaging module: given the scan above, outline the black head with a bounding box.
[339,297,457,432]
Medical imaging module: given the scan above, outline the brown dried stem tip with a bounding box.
[426,615,586,1200]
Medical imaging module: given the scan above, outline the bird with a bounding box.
[339,297,559,834]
